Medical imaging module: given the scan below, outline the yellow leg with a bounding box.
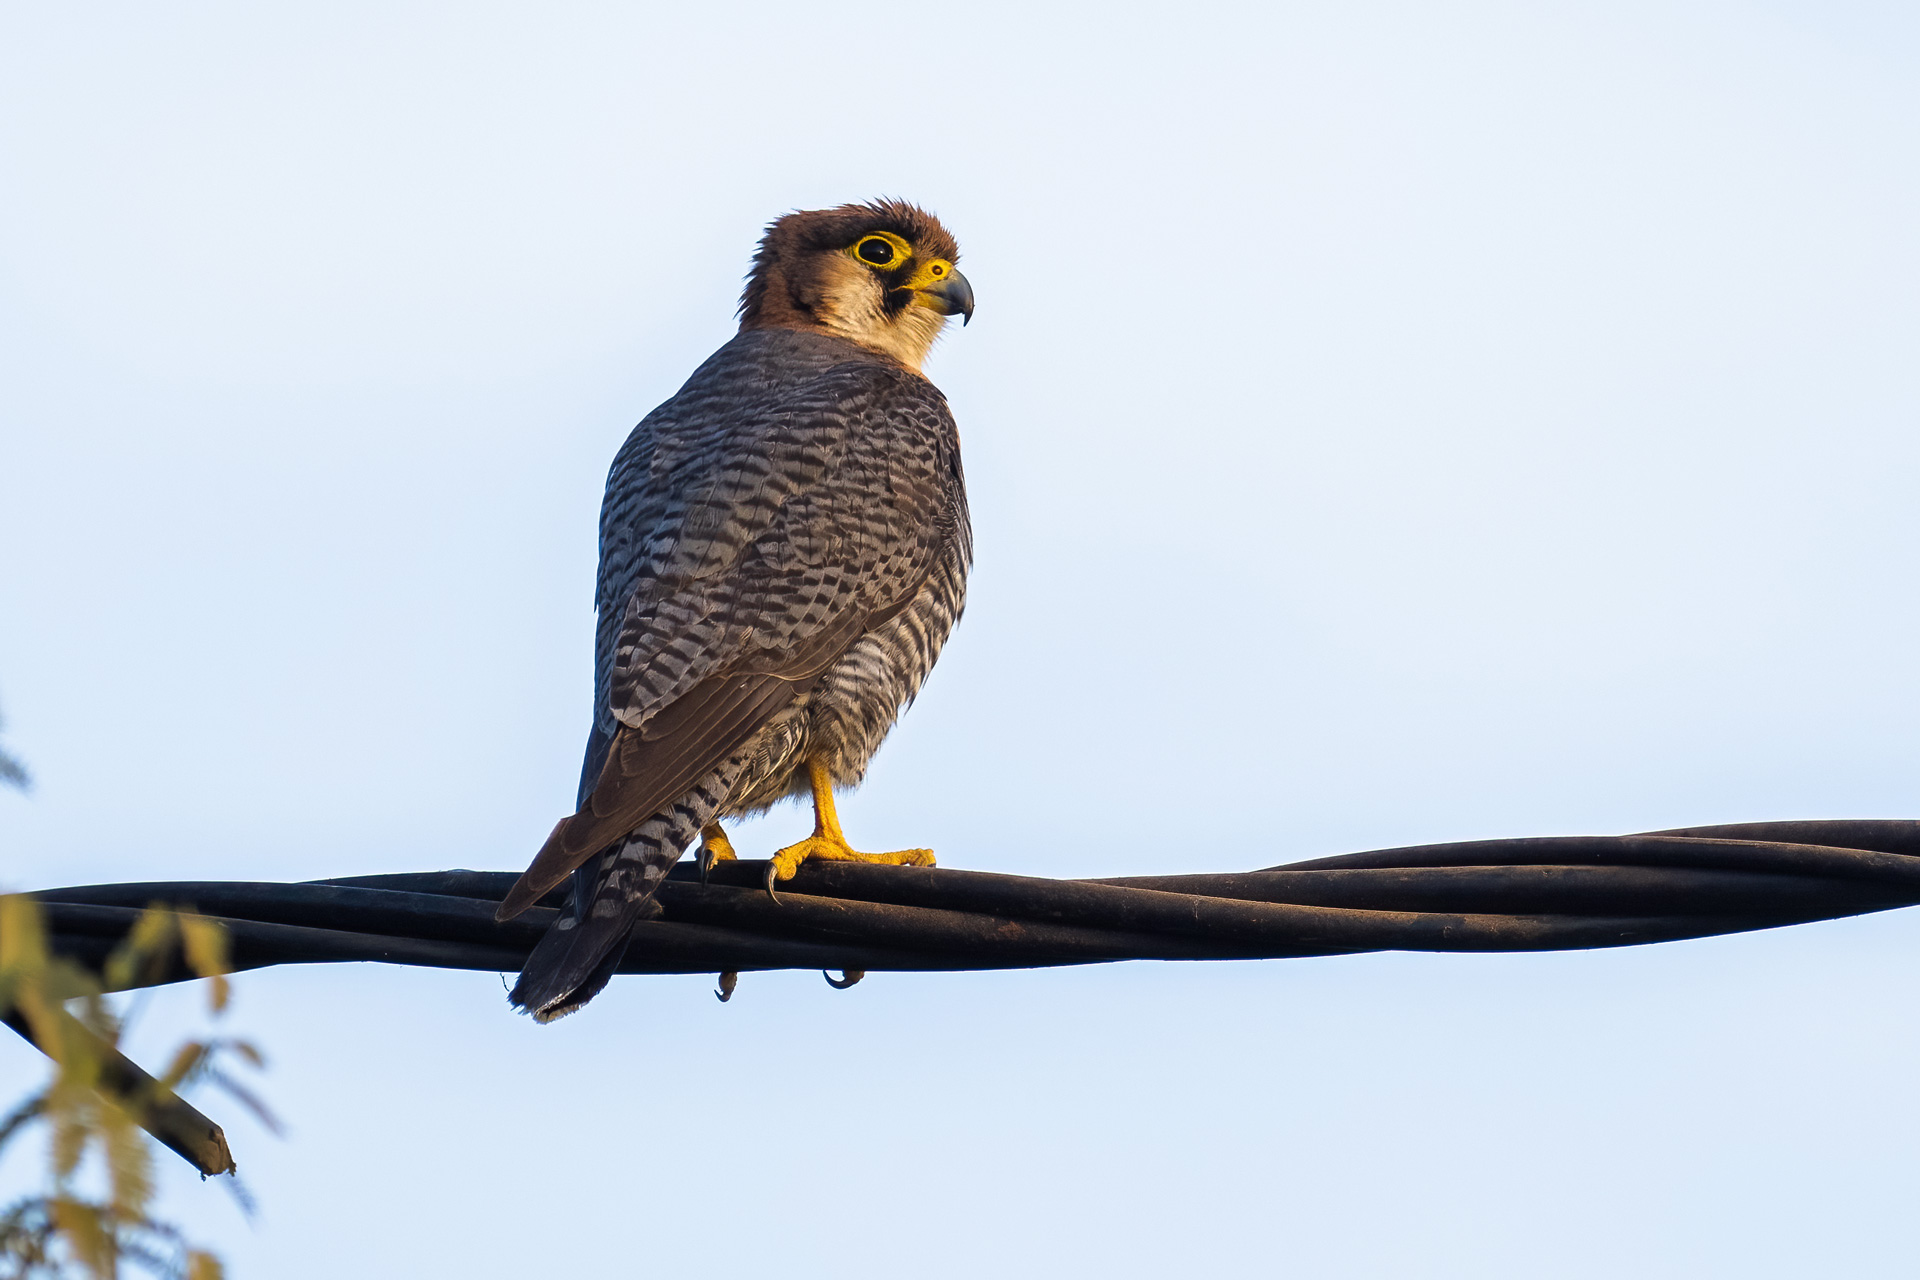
[766,760,935,891]
[697,822,737,884]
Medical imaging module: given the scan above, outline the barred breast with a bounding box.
[723,520,971,816]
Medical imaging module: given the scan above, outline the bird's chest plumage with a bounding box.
[721,431,971,816]
[734,523,970,811]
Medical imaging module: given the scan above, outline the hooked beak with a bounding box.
[916,268,975,325]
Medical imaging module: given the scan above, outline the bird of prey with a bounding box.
[496,200,975,1021]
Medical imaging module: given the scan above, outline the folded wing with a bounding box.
[496,352,963,922]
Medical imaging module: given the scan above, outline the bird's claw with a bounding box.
[697,824,737,886]
[715,971,738,1002]
[763,831,934,905]
[823,969,864,990]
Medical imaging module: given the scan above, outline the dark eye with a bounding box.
[855,236,897,266]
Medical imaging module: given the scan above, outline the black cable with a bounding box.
[19,819,1920,1172]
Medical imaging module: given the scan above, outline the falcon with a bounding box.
[496,200,975,1021]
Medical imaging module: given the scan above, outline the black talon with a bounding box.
[824,969,865,990]
[764,863,781,904]
[698,848,712,885]
[715,971,738,1002]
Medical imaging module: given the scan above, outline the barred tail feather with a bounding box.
[495,675,800,923]
[508,758,745,1021]
[508,863,661,1023]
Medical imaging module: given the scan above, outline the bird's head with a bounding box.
[738,199,973,372]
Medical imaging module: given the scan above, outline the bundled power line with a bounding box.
[15,818,1920,1172]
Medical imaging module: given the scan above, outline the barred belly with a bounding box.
[721,532,967,817]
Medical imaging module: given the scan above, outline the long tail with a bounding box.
[508,757,745,1022]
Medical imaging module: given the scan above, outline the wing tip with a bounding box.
[494,882,538,922]
[497,818,579,921]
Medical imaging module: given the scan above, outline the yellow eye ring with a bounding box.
[850,232,911,269]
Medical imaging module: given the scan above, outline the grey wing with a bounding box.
[573,409,664,802]
[497,359,964,919]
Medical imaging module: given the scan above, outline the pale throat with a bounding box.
[812,257,950,372]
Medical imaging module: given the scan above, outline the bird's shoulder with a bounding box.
[638,329,951,465]
[595,330,964,727]
[597,331,955,597]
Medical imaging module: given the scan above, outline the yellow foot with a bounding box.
[697,823,737,884]
[764,759,938,902]
[767,833,935,883]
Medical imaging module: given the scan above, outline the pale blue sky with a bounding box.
[5,2,1920,1275]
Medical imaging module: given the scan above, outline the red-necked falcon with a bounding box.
[496,200,974,1020]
